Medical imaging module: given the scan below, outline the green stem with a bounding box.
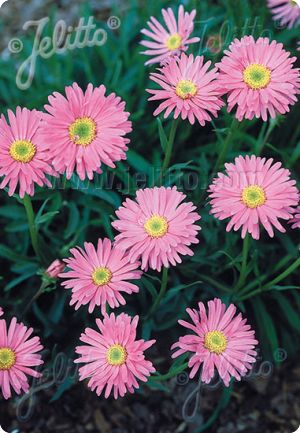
[198,118,239,205]
[22,194,42,262]
[147,267,169,318]
[161,118,179,175]
[238,254,292,296]
[149,362,189,382]
[238,256,300,301]
[256,118,277,156]
[212,118,239,175]
[200,275,231,293]
[261,256,300,291]
[23,280,48,314]
[235,234,250,292]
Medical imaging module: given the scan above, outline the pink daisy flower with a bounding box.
[0,317,44,399]
[267,0,300,29]
[0,107,55,198]
[171,298,258,386]
[0,308,3,317]
[290,206,300,228]
[75,313,156,399]
[208,155,299,240]
[217,36,300,121]
[41,83,132,181]
[140,5,200,66]
[60,238,142,315]
[112,186,201,271]
[147,53,224,125]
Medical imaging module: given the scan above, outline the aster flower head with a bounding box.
[140,5,200,66]
[290,206,300,229]
[60,238,142,315]
[75,313,156,399]
[171,298,258,386]
[147,53,224,125]
[41,83,132,181]
[217,36,300,121]
[208,155,299,240]
[0,317,44,399]
[112,186,201,271]
[0,107,56,198]
[0,308,3,317]
[267,0,300,29]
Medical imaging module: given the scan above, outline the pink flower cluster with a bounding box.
[59,186,200,314]
[142,7,300,124]
[0,84,132,198]
[0,296,259,400]
[148,36,300,123]
[2,3,300,405]
[73,298,258,398]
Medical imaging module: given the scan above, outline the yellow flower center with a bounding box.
[290,0,299,6]
[9,139,36,163]
[0,347,16,370]
[243,64,271,90]
[166,33,182,51]
[175,80,197,100]
[69,117,97,146]
[242,185,266,208]
[144,215,168,238]
[204,331,227,355]
[92,267,112,286]
[106,344,127,366]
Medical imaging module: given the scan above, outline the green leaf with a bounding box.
[127,150,153,176]
[142,278,158,300]
[142,319,153,340]
[0,205,25,220]
[35,198,51,222]
[0,245,31,264]
[64,202,80,239]
[4,268,38,292]
[49,293,68,324]
[35,211,59,225]
[70,176,121,207]
[157,117,168,152]
[271,285,300,291]
[272,292,300,333]
[252,297,279,363]
[5,221,29,233]
[163,281,203,300]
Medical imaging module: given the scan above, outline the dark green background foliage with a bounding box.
[0,0,299,418]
